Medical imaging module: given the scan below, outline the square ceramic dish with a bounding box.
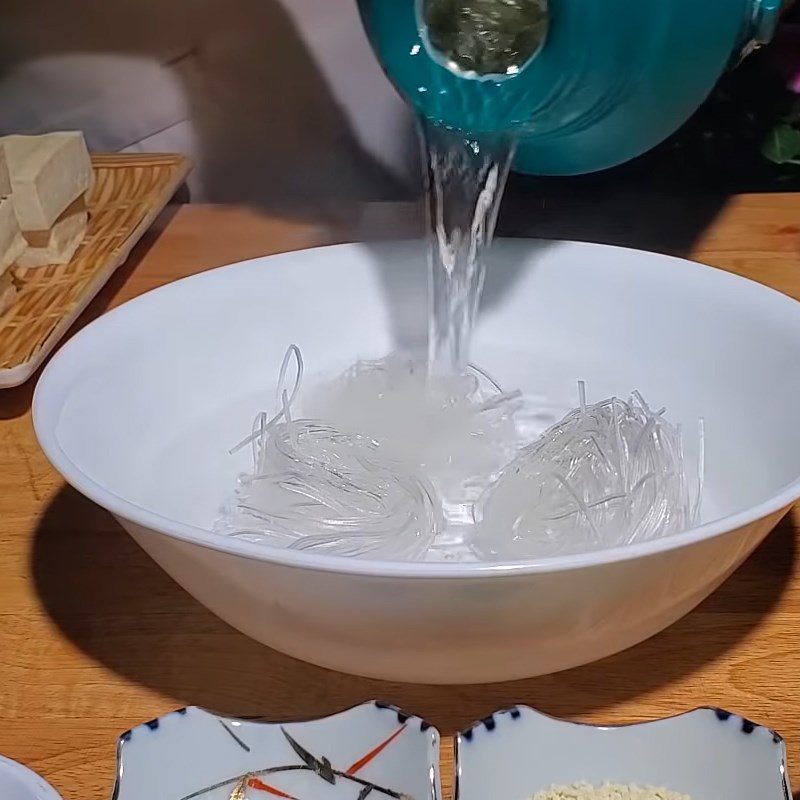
[456,706,790,800]
[112,702,438,800]
[112,703,790,800]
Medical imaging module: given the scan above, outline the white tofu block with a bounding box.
[0,271,16,317]
[0,142,11,197]
[0,196,26,272]
[17,195,88,268]
[3,131,93,230]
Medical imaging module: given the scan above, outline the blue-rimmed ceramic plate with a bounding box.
[456,706,791,799]
[112,702,439,800]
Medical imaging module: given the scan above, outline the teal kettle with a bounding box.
[358,0,783,174]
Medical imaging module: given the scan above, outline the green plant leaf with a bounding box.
[762,123,800,165]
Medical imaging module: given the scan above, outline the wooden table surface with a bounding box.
[2,197,800,800]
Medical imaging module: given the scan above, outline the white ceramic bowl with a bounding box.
[457,706,790,799]
[33,240,800,683]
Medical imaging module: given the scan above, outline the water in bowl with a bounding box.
[217,45,702,561]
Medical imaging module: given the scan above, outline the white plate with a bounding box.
[0,755,62,800]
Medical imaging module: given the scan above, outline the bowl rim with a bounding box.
[32,239,800,580]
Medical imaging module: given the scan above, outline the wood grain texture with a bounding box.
[0,153,190,382]
[1,197,800,800]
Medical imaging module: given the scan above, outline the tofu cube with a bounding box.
[2,132,93,231]
[0,196,25,272]
[0,142,11,198]
[18,195,88,268]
